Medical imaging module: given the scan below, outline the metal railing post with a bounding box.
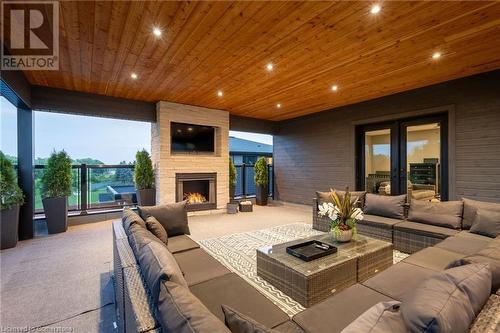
[241,163,247,199]
[81,164,88,214]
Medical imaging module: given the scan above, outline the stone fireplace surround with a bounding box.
[151,101,229,212]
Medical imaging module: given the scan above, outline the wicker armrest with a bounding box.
[469,294,500,333]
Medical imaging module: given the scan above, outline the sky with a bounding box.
[1,97,273,164]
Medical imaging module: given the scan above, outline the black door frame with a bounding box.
[355,113,449,200]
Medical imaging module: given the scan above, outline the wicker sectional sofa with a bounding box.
[115,202,499,333]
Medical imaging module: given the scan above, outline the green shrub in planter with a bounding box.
[254,157,269,206]
[134,149,156,206]
[0,151,24,249]
[41,150,72,234]
[229,158,237,201]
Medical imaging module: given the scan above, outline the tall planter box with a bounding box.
[43,197,68,234]
[1,204,20,249]
[256,185,269,206]
[137,189,156,206]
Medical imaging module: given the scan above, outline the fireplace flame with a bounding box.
[184,192,207,204]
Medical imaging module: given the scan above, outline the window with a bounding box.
[1,96,18,165]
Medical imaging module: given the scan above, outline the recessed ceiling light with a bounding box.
[130,73,138,79]
[187,127,193,132]
[370,4,381,14]
[331,85,338,92]
[266,63,274,71]
[276,103,281,108]
[153,27,162,37]
[217,90,223,97]
[432,52,441,60]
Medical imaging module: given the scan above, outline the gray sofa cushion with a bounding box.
[394,221,459,239]
[364,194,406,219]
[122,207,146,234]
[292,284,393,333]
[272,321,305,333]
[403,247,464,272]
[138,201,190,236]
[128,222,165,256]
[407,200,463,229]
[316,191,333,205]
[340,301,405,333]
[222,305,277,333]
[362,262,436,301]
[334,189,367,208]
[137,241,188,304]
[174,248,231,286]
[145,216,168,245]
[191,273,289,329]
[157,280,230,333]
[463,198,500,230]
[435,231,492,255]
[358,214,402,229]
[401,264,491,333]
[470,209,500,238]
[167,235,200,254]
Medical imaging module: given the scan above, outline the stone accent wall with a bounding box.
[151,101,229,209]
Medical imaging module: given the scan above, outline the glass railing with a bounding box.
[234,164,273,198]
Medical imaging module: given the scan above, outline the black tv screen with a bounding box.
[171,122,215,153]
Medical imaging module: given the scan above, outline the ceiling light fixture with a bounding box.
[130,73,138,79]
[217,90,223,97]
[266,63,274,71]
[331,85,338,92]
[276,103,281,108]
[432,52,441,60]
[153,27,162,37]
[370,4,381,14]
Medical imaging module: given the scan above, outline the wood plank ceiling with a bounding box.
[16,1,500,121]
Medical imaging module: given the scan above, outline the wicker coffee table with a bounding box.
[256,234,393,307]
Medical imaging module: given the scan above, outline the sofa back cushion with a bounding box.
[137,241,188,304]
[402,264,491,333]
[364,194,406,219]
[341,301,405,333]
[463,198,500,230]
[128,222,165,256]
[145,216,169,245]
[334,189,367,208]
[138,201,190,236]
[469,209,500,238]
[158,280,230,333]
[122,207,146,235]
[407,200,463,229]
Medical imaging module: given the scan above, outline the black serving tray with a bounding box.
[286,240,337,262]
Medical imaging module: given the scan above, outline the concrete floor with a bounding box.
[0,202,311,332]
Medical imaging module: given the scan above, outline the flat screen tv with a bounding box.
[171,122,215,153]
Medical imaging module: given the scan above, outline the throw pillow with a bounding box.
[122,207,146,235]
[157,280,230,333]
[407,200,463,229]
[127,222,165,257]
[340,301,405,333]
[402,263,491,333]
[138,201,190,236]
[145,216,168,245]
[462,198,500,230]
[222,305,278,333]
[470,209,500,238]
[316,191,334,205]
[364,193,406,219]
[137,241,188,305]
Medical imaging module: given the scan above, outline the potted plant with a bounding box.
[0,152,24,249]
[229,158,237,201]
[134,149,155,206]
[41,150,72,234]
[317,188,364,242]
[254,157,269,206]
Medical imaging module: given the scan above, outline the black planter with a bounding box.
[1,204,20,250]
[255,184,269,206]
[137,188,156,206]
[43,197,68,234]
[229,186,236,203]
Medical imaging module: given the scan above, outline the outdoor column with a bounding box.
[17,107,34,240]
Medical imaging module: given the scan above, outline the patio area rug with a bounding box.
[199,223,409,316]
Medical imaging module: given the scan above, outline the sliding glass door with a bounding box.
[356,114,448,201]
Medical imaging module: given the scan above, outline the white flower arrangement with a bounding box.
[317,189,364,238]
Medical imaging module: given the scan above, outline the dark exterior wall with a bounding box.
[230,115,276,134]
[273,70,500,205]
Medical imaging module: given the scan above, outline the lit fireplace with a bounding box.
[184,192,207,204]
[176,173,217,211]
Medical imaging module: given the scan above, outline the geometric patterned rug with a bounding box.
[199,223,409,316]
